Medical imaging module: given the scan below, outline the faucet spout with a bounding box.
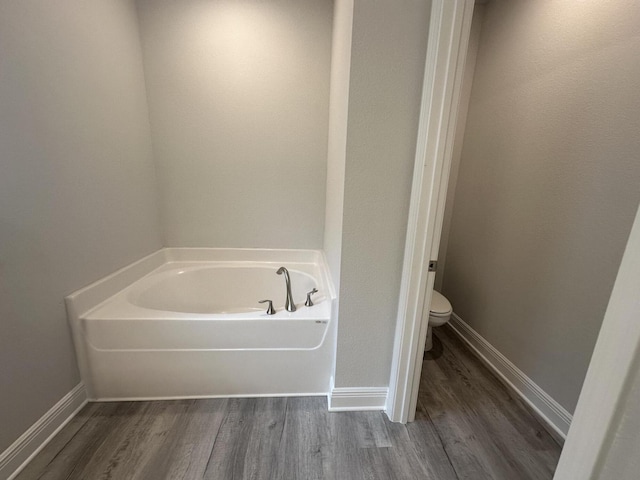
[276,267,296,312]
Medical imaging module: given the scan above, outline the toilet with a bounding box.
[425,290,453,352]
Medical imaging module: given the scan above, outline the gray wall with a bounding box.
[0,0,162,452]
[441,0,640,412]
[334,0,431,387]
[136,0,333,248]
[435,4,484,292]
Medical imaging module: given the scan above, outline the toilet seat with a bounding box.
[430,290,452,316]
[425,290,452,352]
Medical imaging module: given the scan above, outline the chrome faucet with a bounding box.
[276,267,296,312]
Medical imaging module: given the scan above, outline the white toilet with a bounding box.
[424,290,453,352]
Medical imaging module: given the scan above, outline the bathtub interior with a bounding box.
[128,264,322,314]
[86,259,332,320]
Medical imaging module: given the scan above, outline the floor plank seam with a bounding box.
[418,389,461,480]
[201,403,228,479]
[278,397,289,447]
[64,404,135,480]
[31,408,94,480]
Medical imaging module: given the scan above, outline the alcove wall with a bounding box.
[136,0,334,248]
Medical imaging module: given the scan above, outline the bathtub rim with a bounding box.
[66,247,336,319]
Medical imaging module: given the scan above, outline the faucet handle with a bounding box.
[259,299,276,315]
[304,288,318,307]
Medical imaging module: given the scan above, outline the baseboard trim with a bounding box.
[448,314,572,442]
[0,383,87,480]
[328,383,388,412]
[93,392,327,402]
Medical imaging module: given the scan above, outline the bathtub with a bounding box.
[66,248,336,400]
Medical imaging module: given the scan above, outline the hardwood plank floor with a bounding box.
[16,327,561,479]
[419,327,561,480]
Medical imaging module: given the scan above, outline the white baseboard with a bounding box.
[0,383,87,480]
[448,314,572,442]
[327,379,388,412]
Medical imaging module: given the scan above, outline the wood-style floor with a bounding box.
[16,327,561,479]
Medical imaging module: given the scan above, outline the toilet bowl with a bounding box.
[425,290,452,352]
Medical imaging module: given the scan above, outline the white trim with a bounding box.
[554,204,640,479]
[448,314,571,441]
[0,383,87,480]
[328,387,389,412]
[328,378,387,411]
[93,392,327,402]
[386,0,475,423]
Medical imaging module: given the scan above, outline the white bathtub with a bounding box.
[66,248,336,400]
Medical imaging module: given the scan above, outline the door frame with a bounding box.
[386,0,475,423]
